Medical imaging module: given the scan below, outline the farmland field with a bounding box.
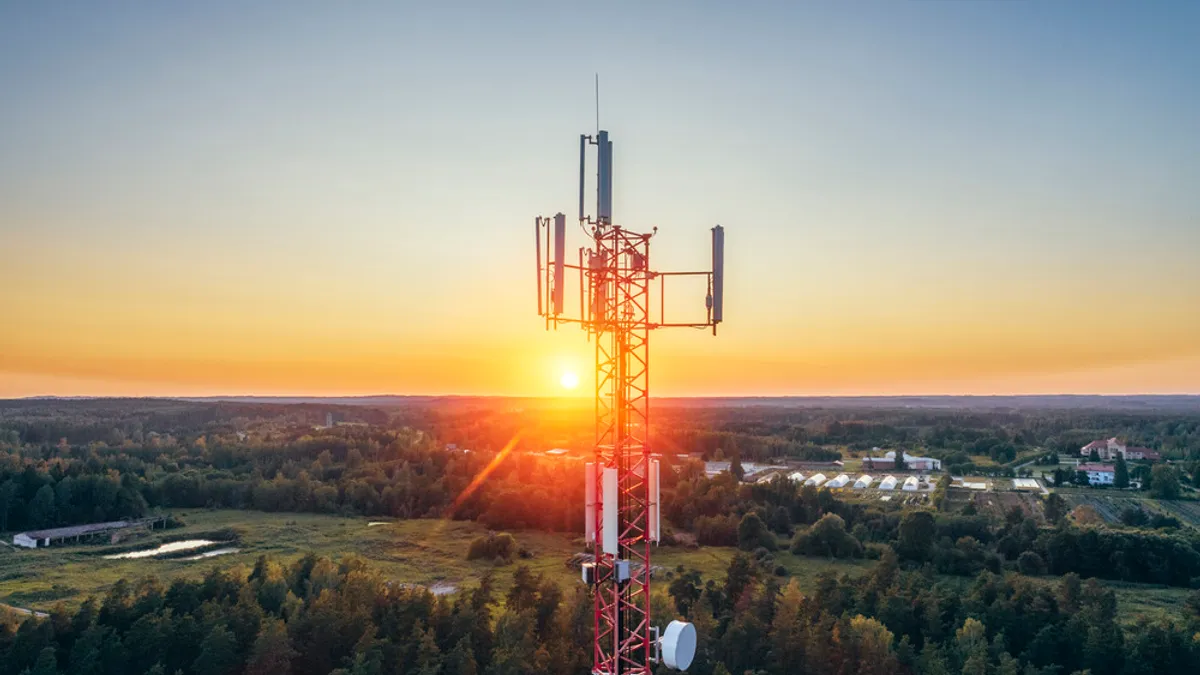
[944,488,1044,522]
[1059,493,1200,529]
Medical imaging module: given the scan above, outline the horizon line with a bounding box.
[5,392,1200,402]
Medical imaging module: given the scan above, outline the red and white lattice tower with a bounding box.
[534,129,723,674]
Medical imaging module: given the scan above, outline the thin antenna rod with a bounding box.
[595,73,600,134]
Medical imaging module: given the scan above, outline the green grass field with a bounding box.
[0,510,1190,626]
[0,510,871,613]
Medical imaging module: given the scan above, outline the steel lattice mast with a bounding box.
[534,129,723,675]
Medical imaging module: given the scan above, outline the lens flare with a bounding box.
[560,371,579,389]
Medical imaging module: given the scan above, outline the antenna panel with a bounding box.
[711,225,724,323]
[578,135,587,223]
[602,467,618,555]
[585,462,597,544]
[597,130,613,223]
[553,213,566,314]
[649,459,661,542]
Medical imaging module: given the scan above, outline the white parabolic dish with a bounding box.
[661,620,697,670]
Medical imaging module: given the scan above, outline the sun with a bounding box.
[560,370,580,390]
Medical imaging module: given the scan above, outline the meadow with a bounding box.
[2,509,1191,630]
[0,509,872,613]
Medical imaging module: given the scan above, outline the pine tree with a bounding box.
[192,625,238,675]
[30,647,59,675]
[245,619,296,675]
[1114,454,1130,489]
[415,626,442,675]
[505,566,539,613]
[730,454,745,481]
[444,638,478,675]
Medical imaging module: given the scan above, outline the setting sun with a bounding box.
[560,371,580,390]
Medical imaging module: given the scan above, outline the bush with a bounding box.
[737,513,777,552]
[1120,507,1149,527]
[773,565,788,577]
[695,514,740,547]
[467,532,517,562]
[791,513,863,559]
[1017,551,1046,576]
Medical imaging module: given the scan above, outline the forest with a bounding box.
[2,397,1200,674]
[3,549,1200,674]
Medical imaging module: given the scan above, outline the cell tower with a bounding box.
[533,128,724,674]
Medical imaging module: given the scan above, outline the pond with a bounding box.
[103,539,217,560]
[181,547,241,561]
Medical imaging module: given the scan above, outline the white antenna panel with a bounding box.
[649,459,661,542]
[585,462,597,544]
[602,467,618,555]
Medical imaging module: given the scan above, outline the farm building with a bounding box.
[1080,438,1160,462]
[1125,446,1160,461]
[11,517,168,549]
[788,471,806,483]
[826,474,851,488]
[902,476,920,491]
[863,450,942,471]
[1078,463,1116,485]
[853,475,874,489]
[705,461,786,480]
[878,475,898,490]
[804,473,827,487]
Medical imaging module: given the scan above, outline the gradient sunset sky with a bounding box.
[2,2,1198,398]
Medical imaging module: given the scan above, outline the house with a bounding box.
[864,450,942,471]
[1081,438,1123,460]
[1078,463,1116,485]
[1124,446,1161,461]
[1080,438,1160,462]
